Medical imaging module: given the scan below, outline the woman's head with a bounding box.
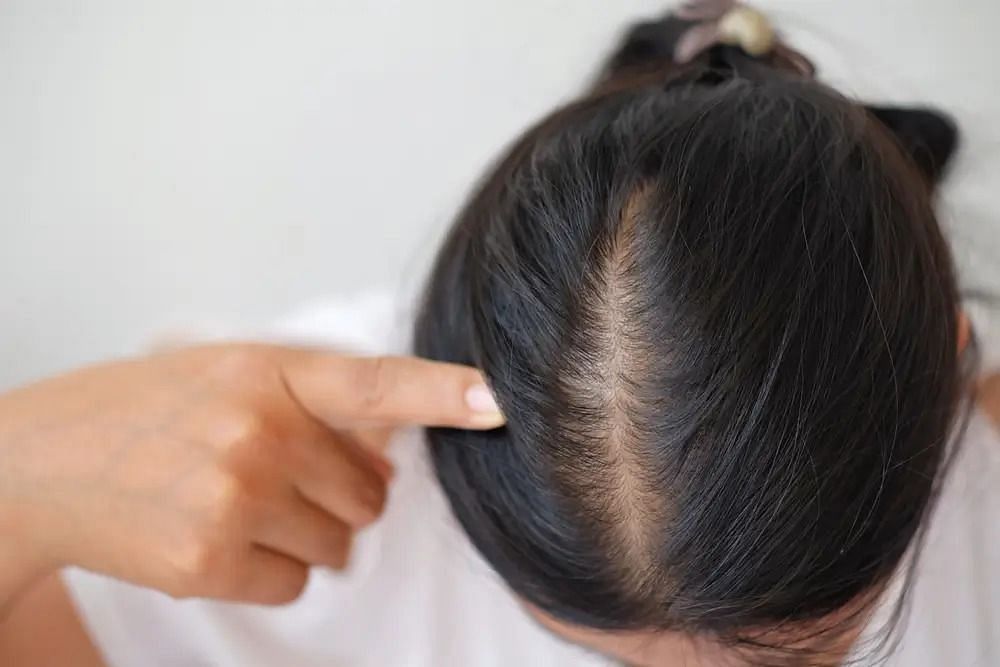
[415,11,966,666]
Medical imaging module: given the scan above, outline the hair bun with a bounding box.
[718,6,775,56]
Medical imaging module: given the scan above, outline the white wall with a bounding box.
[1,0,998,389]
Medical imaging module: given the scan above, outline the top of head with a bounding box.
[414,57,963,653]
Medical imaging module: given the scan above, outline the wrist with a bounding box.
[0,507,57,615]
[0,388,68,607]
[0,399,60,613]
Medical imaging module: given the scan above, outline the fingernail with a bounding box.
[469,411,506,428]
[465,384,505,427]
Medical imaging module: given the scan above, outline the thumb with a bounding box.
[279,351,506,430]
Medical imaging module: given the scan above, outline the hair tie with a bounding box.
[674,1,774,63]
[672,1,814,77]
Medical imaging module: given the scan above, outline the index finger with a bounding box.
[280,352,506,430]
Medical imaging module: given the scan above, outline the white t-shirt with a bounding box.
[65,293,1000,667]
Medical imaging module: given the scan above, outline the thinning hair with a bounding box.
[415,18,969,666]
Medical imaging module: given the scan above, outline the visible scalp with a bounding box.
[416,60,966,665]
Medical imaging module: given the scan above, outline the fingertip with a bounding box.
[464,382,500,413]
[463,382,506,430]
[467,411,507,430]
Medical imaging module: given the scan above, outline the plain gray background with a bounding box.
[1,0,998,390]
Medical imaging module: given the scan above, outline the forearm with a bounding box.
[0,539,50,618]
[0,391,57,616]
[0,573,105,667]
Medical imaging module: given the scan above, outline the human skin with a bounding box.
[1,331,996,665]
[0,345,504,618]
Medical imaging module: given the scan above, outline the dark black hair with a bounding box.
[415,11,969,665]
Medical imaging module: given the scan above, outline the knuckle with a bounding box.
[217,410,268,455]
[206,475,252,526]
[215,423,281,480]
[322,523,350,551]
[170,533,224,583]
[368,480,388,518]
[325,531,353,570]
[250,568,308,606]
[350,477,387,526]
[354,356,394,414]
[273,574,309,605]
[266,587,304,606]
